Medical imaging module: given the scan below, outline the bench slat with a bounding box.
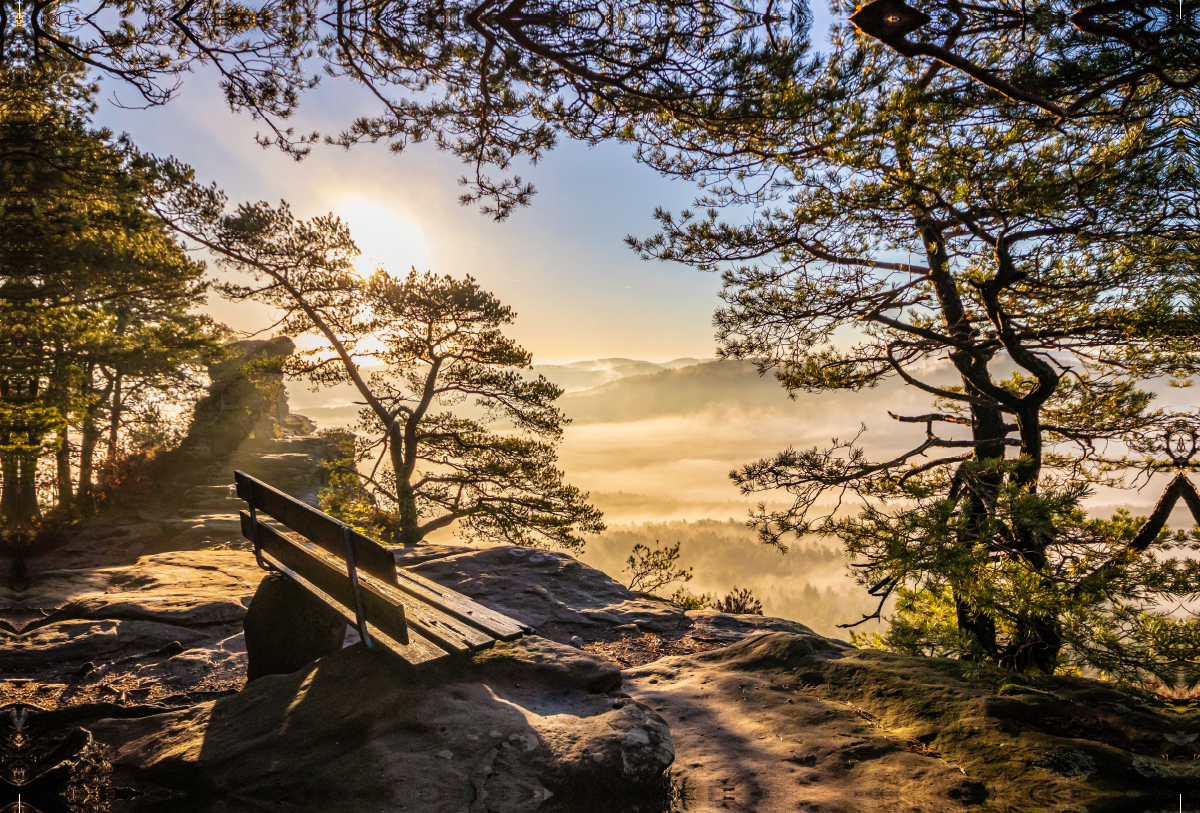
[261,553,450,666]
[351,569,498,653]
[393,569,528,641]
[236,471,398,586]
[246,513,411,646]
[243,513,497,654]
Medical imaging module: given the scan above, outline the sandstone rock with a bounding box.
[5,619,213,673]
[684,608,851,646]
[1,550,266,685]
[5,550,264,630]
[403,546,687,633]
[173,336,296,465]
[624,631,1186,812]
[92,637,673,812]
[8,536,1187,813]
[242,572,347,681]
[134,632,248,687]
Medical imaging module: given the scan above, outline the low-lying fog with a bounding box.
[288,358,1189,639]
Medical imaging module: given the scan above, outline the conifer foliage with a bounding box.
[0,46,218,536]
[162,195,603,550]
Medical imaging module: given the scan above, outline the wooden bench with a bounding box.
[234,470,528,677]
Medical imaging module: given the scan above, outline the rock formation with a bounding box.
[2,542,1192,812]
[174,336,299,465]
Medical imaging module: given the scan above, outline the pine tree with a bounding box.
[626,32,1199,683]
[0,48,218,532]
[162,196,604,550]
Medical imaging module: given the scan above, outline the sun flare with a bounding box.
[335,198,432,279]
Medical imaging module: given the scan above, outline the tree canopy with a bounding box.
[3,0,1199,687]
[0,45,220,536]
[622,13,1200,684]
[156,192,604,550]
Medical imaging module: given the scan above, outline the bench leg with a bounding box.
[244,572,348,681]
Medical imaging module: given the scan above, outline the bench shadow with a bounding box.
[124,641,666,813]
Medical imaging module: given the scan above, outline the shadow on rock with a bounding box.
[90,636,674,813]
[625,631,1195,813]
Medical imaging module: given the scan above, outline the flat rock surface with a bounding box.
[7,550,264,626]
[4,538,1191,813]
[91,637,674,813]
[2,550,265,699]
[403,545,689,633]
[624,631,1191,812]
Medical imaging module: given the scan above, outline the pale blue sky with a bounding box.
[94,65,725,364]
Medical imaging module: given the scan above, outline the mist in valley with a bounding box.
[289,356,1192,638]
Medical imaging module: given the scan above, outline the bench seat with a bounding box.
[236,471,529,670]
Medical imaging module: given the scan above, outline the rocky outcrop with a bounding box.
[172,336,298,466]
[389,546,1196,810]
[14,428,331,576]
[4,542,1192,811]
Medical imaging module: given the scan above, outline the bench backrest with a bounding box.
[235,471,398,585]
[235,470,528,666]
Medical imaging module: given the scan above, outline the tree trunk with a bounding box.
[950,395,1008,666]
[55,422,73,514]
[76,406,102,512]
[1,448,40,529]
[106,372,122,461]
[390,425,421,546]
[48,378,72,515]
[76,374,113,513]
[955,596,998,660]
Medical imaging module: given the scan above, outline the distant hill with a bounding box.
[559,358,964,425]
[288,357,717,415]
[531,357,713,392]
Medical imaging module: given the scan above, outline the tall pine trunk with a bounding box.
[55,423,73,514]
[390,423,420,546]
[106,372,122,461]
[952,378,1009,662]
[76,372,113,513]
[0,448,40,528]
[76,410,101,512]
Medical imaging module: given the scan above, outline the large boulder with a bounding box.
[242,572,347,681]
[177,336,297,464]
[91,637,674,812]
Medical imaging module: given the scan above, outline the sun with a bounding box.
[335,198,432,279]
[352,254,386,279]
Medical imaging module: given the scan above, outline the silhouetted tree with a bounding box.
[625,539,693,594]
[162,195,603,549]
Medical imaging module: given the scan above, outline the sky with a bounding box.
[92,66,727,365]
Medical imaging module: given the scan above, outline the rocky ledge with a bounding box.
[2,542,1193,812]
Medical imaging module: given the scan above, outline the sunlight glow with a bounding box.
[335,198,432,279]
